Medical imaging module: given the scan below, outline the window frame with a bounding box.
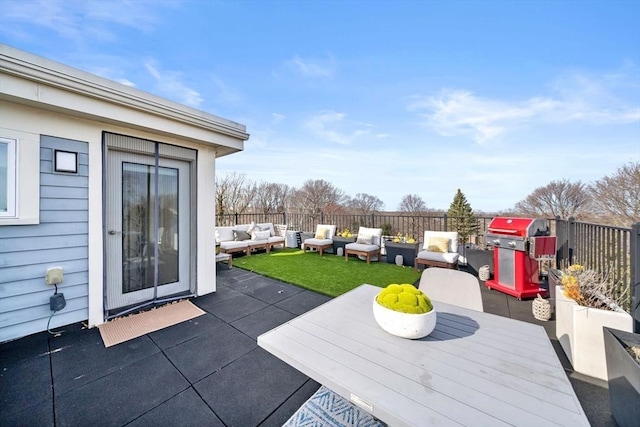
[0,137,17,218]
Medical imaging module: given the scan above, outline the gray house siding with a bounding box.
[0,135,89,342]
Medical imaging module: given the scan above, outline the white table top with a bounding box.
[258,284,589,427]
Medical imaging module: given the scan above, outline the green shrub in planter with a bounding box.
[376,284,433,314]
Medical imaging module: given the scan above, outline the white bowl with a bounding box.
[372,297,437,339]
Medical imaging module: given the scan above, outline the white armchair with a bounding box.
[303,224,337,256]
[345,227,382,264]
[414,231,460,271]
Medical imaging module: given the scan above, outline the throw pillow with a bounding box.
[252,230,271,240]
[258,225,274,236]
[315,227,327,239]
[233,230,251,241]
[426,237,450,253]
[247,221,257,234]
[356,233,373,245]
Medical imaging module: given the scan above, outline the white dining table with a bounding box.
[258,284,590,427]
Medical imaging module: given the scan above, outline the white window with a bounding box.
[0,137,17,217]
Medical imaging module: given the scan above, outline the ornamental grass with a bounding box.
[561,264,629,312]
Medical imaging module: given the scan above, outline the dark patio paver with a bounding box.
[51,332,160,396]
[148,313,225,350]
[200,293,269,323]
[164,323,256,383]
[0,332,51,417]
[55,352,189,427]
[127,387,224,427]
[194,347,308,427]
[275,290,332,315]
[231,305,297,340]
[0,264,616,427]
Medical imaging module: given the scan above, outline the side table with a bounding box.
[383,240,419,267]
[332,236,356,256]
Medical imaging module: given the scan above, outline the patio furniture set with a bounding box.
[216,222,463,270]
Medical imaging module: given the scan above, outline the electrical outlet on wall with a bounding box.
[46,267,64,285]
[50,293,66,311]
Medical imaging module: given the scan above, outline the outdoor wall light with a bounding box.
[54,150,78,173]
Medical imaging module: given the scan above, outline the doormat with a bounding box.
[98,300,205,347]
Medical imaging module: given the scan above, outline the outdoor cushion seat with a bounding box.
[345,227,382,264]
[415,231,460,271]
[303,224,337,256]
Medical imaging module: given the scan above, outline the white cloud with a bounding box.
[409,69,640,143]
[302,111,379,145]
[144,61,203,107]
[286,55,335,78]
[271,113,286,124]
[0,0,174,42]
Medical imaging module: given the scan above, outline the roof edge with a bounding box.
[0,44,249,141]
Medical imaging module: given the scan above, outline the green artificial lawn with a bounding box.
[234,248,421,297]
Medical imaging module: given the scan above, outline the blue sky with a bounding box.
[1,0,639,212]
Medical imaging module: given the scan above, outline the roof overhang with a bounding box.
[0,44,249,156]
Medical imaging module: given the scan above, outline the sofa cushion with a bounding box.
[247,221,257,234]
[252,230,271,240]
[257,223,275,237]
[220,241,248,250]
[233,230,251,241]
[426,237,450,253]
[216,226,235,243]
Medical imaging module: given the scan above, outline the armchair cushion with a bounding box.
[422,231,458,253]
[315,227,328,239]
[417,250,460,264]
[356,234,373,245]
[356,227,382,246]
[345,242,379,252]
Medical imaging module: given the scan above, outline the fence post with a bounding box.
[443,214,448,231]
[631,222,640,333]
[568,217,575,266]
[371,213,375,227]
[555,216,565,268]
[234,212,239,225]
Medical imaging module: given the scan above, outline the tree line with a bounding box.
[216,161,639,229]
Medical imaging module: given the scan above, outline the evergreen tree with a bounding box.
[447,189,479,244]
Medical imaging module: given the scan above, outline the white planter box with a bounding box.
[555,285,633,380]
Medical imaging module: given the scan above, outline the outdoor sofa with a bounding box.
[216,222,286,256]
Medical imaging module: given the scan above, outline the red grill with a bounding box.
[484,217,555,299]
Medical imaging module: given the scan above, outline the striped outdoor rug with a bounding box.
[284,386,386,427]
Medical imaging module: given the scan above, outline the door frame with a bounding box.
[102,132,197,319]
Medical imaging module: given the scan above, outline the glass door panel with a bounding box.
[106,150,190,311]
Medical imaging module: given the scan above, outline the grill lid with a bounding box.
[487,217,549,238]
